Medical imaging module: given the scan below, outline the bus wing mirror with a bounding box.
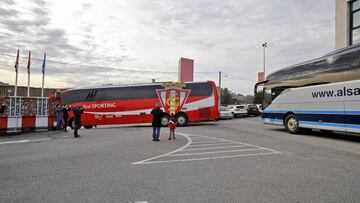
[254,80,269,94]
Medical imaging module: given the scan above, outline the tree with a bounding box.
[220,88,232,105]
[253,91,263,104]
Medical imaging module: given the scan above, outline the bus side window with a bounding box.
[86,90,97,101]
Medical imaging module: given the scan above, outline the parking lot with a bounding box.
[0,117,359,202]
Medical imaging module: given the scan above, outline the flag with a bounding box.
[42,53,46,74]
[27,51,31,74]
[14,49,19,73]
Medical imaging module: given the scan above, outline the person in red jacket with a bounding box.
[168,114,177,140]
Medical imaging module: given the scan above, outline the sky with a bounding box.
[0,0,335,95]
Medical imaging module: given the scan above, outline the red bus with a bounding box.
[53,81,219,128]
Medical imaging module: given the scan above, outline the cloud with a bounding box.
[0,0,335,94]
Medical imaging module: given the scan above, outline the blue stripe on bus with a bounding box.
[262,112,360,125]
[299,121,346,128]
[263,110,360,115]
[300,121,360,129]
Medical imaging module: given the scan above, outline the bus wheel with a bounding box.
[285,114,300,134]
[84,125,93,129]
[176,113,188,126]
[161,114,170,127]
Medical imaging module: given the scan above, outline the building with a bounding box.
[336,0,360,49]
[0,85,59,97]
[178,58,194,82]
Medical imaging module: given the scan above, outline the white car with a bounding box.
[227,105,248,118]
[219,106,234,119]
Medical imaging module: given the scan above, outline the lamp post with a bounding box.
[218,71,228,106]
[262,42,267,77]
[219,71,221,105]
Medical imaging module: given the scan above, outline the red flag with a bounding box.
[14,49,19,73]
[27,51,31,74]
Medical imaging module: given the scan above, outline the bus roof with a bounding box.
[265,43,360,89]
[65,81,214,91]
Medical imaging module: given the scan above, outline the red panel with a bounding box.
[48,116,56,129]
[22,116,36,130]
[178,58,194,82]
[0,117,7,130]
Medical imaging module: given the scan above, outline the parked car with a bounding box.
[219,106,234,119]
[227,105,248,118]
[246,104,260,116]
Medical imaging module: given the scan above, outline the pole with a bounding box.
[27,51,31,97]
[262,42,267,77]
[219,71,221,105]
[41,53,46,98]
[14,49,19,97]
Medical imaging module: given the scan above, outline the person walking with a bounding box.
[150,102,163,141]
[168,113,177,140]
[62,105,70,132]
[55,104,62,130]
[72,106,84,138]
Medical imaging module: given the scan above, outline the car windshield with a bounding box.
[236,106,244,109]
[219,106,228,111]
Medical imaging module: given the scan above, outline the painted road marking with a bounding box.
[133,132,281,164]
[181,145,249,151]
[0,138,51,145]
[168,148,264,156]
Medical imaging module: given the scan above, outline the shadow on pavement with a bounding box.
[270,128,360,143]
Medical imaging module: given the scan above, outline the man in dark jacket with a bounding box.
[72,106,84,138]
[62,105,70,132]
[0,97,6,115]
[150,102,163,141]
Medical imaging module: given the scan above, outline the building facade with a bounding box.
[0,85,59,97]
[336,0,360,49]
[178,58,194,82]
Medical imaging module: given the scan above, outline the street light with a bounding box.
[262,42,267,76]
[218,71,228,106]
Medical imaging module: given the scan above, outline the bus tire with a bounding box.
[176,113,188,126]
[161,114,170,127]
[285,114,301,134]
[84,125,93,129]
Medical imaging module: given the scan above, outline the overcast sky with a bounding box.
[0,0,335,95]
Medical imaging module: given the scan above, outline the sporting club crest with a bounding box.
[156,82,191,114]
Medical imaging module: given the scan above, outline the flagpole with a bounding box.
[14,49,19,97]
[27,51,31,97]
[41,53,46,98]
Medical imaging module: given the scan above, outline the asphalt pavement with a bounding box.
[0,117,359,202]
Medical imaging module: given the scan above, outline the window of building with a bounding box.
[350,0,360,45]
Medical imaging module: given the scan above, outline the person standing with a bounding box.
[72,106,84,138]
[0,97,6,115]
[55,104,62,130]
[150,102,163,141]
[62,105,70,132]
[168,113,177,140]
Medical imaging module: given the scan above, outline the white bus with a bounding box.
[256,44,360,134]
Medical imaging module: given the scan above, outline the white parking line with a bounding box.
[181,145,249,151]
[0,140,30,145]
[141,152,281,164]
[0,138,51,145]
[169,148,264,156]
[189,142,239,147]
[190,140,228,144]
[133,132,281,164]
